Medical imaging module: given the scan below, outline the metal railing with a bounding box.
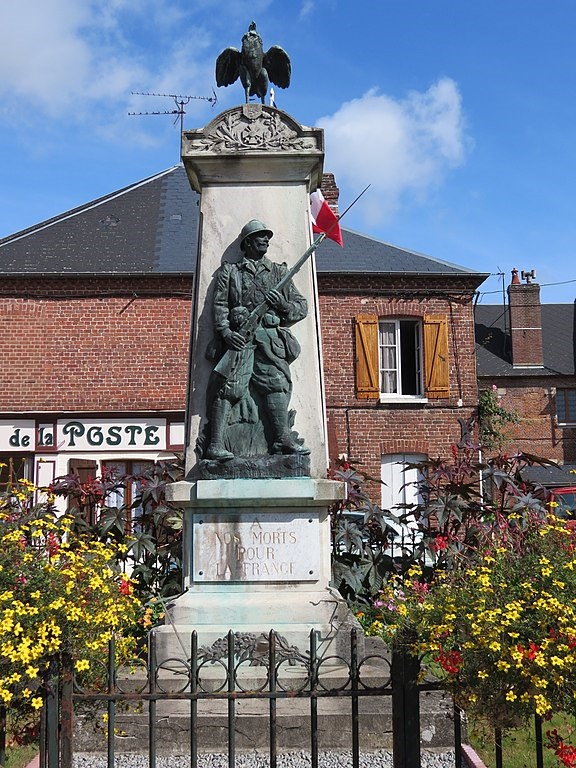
[4,630,464,768]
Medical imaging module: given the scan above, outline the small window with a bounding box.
[102,460,154,531]
[557,389,576,425]
[0,455,31,492]
[379,320,423,397]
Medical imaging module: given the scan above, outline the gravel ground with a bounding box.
[73,749,457,768]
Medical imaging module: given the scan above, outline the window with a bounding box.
[381,453,426,512]
[355,314,450,400]
[102,460,153,530]
[557,389,576,425]
[0,455,30,492]
[381,453,427,557]
[379,319,422,396]
[0,456,32,514]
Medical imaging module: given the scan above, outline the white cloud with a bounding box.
[317,78,470,227]
[0,1,94,113]
[0,0,215,126]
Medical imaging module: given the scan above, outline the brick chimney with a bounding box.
[507,267,544,367]
[320,173,339,215]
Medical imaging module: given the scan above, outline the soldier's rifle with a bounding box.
[213,185,370,380]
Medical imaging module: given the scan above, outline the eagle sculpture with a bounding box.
[215,22,291,104]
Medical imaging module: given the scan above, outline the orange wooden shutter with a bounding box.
[423,314,450,399]
[355,314,380,399]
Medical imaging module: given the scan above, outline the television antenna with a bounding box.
[129,90,217,134]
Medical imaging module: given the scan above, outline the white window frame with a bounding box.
[378,319,424,401]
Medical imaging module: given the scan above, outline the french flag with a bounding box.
[310,189,344,247]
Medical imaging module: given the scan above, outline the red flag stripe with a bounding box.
[310,190,344,247]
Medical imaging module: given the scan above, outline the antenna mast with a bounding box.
[129,91,217,146]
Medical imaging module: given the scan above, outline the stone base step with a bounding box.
[73,689,454,754]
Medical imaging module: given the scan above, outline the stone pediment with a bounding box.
[182,104,323,155]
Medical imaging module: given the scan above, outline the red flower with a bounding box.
[119,579,132,596]
[431,535,449,553]
[517,642,540,661]
[435,647,462,675]
[547,730,576,768]
[46,532,60,557]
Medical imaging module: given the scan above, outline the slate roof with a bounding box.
[521,464,576,488]
[0,165,486,281]
[314,228,483,277]
[475,303,576,377]
[0,167,199,275]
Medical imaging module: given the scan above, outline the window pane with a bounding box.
[381,370,397,394]
[381,347,397,369]
[130,462,154,527]
[104,461,127,508]
[399,321,419,395]
[379,319,423,397]
[557,389,576,423]
[380,323,395,344]
[381,453,425,510]
[379,322,398,394]
[569,391,576,421]
[0,456,29,491]
[557,390,566,421]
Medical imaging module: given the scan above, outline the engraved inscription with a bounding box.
[193,513,320,582]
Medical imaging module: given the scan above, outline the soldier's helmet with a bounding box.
[239,219,273,250]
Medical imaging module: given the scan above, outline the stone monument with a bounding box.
[158,96,352,658]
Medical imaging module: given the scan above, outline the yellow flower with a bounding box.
[74,659,90,672]
[533,694,551,716]
[505,690,517,702]
[31,697,43,710]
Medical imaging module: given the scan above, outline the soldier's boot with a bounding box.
[205,399,234,461]
[266,393,310,455]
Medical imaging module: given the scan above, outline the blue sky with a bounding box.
[1,0,576,303]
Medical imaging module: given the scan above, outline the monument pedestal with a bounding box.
[156,104,355,661]
[159,477,358,659]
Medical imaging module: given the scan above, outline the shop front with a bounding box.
[0,414,185,512]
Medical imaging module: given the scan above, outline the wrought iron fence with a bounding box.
[3,629,464,768]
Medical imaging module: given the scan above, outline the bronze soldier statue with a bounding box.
[205,220,310,461]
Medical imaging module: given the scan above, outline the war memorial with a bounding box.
[158,23,355,659]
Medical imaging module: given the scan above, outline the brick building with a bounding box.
[476,268,576,495]
[0,165,487,511]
